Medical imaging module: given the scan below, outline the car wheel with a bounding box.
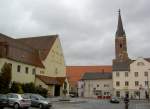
[39,104,44,109]
[14,103,20,109]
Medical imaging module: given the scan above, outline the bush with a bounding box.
[10,82,48,97]
[10,82,23,93]
[22,83,35,93]
[35,86,48,97]
[21,83,48,97]
[0,63,12,93]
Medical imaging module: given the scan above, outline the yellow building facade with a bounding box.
[0,33,68,96]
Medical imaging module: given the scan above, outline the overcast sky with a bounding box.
[0,0,150,65]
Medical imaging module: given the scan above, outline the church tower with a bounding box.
[113,10,131,71]
[115,10,129,60]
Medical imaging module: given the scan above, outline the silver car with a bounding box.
[25,94,52,109]
[7,93,31,109]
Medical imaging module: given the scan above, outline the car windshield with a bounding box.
[35,94,45,100]
[21,94,30,99]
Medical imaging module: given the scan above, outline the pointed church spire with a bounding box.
[116,9,126,37]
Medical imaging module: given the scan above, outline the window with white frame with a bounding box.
[116,81,120,86]
[25,67,29,74]
[17,65,21,72]
[125,81,129,86]
[116,72,119,77]
[104,84,109,87]
[116,91,120,97]
[135,81,139,86]
[134,72,138,77]
[144,72,148,77]
[145,81,148,86]
[125,72,128,77]
[32,68,36,75]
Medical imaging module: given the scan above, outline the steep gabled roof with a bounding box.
[82,72,112,80]
[36,75,66,85]
[0,33,44,67]
[17,35,58,60]
[0,33,58,68]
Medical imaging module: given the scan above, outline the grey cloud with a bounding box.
[0,0,150,65]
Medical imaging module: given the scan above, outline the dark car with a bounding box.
[110,97,120,103]
[0,94,8,109]
[25,94,52,109]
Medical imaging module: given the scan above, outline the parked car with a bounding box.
[7,93,31,109]
[25,93,52,109]
[0,94,8,109]
[110,97,120,103]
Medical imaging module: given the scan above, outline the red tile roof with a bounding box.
[36,75,66,85]
[66,66,112,87]
[0,33,57,68]
[17,35,57,60]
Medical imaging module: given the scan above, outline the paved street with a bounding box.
[4,98,150,109]
[51,98,150,109]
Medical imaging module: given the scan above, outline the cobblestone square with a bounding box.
[4,98,150,109]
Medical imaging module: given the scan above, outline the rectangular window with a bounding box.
[17,65,21,72]
[116,72,119,77]
[116,91,120,97]
[135,81,139,86]
[104,84,109,87]
[134,72,138,77]
[125,81,129,86]
[40,71,44,74]
[25,67,29,74]
[104,92,107,95]
[93,88,96,94]
[145,81,148,86]
[32,68,36,75]
[116,81,120,86]
[144,72,148,77]
[94,90,102,96]
[125,72,128,77]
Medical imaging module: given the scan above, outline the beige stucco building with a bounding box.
[80,72,112,98]
[0,58,44,83]
[113,58,150,99]
[0,33,68,96]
